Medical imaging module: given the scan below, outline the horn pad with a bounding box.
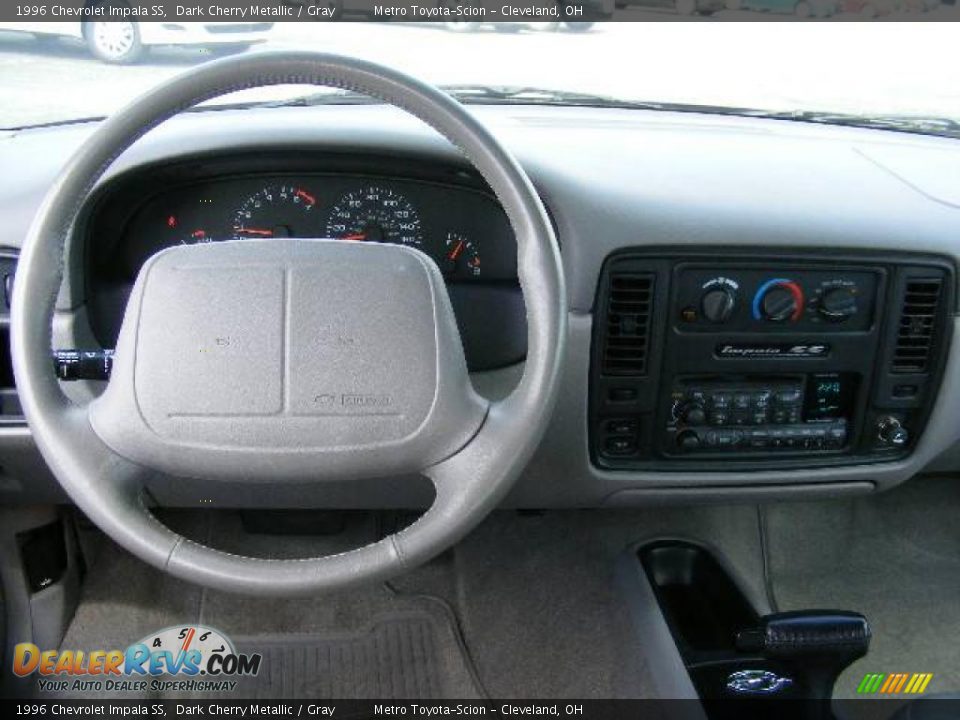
[90,240,487,481]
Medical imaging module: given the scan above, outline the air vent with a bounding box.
[892,278,944,374]
[602,273,653,376]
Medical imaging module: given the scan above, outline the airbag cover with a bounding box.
[89,239,487,481]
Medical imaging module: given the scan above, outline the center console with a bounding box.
[590,249,954,471]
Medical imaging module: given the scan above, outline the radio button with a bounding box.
[774,389,802,405]
[753,391,772,409]
[716,431,736,448]
[710,411,730,426]
[712,392,732,409]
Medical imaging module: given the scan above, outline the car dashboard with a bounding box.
[2,102,960,508]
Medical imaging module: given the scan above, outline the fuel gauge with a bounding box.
[443,232,480,278]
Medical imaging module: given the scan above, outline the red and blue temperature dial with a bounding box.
[752,279,804,322]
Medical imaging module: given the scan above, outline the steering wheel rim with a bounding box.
[10,52,566,596]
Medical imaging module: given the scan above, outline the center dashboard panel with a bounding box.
[82,152,525,372]
[590,249,954,471]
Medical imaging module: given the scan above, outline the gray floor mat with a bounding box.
[52,517,483,701]
[171,612,482,700]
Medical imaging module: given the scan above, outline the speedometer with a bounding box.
[325,186,423,247]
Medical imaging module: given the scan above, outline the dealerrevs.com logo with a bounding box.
[13,625,261,694]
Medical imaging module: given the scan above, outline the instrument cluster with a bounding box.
[117,174,516,282]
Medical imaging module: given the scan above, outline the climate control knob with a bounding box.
[701,287,737,323]
[818,286,858,322]
[754,279,804,323]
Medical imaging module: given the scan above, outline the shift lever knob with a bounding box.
[737,610,871,659]
[736,610,871,717]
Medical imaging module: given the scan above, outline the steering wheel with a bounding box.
[10,52,565,596]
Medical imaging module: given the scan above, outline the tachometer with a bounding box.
[325,186,423,247]
[232,184,318,239]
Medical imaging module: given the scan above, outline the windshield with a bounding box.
[1,20,958,135]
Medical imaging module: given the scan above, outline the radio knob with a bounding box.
[681,403,707,426]
[757,281,803,322]
[819,287,858,322]
[877,416,909,447]
[701,287,737,323]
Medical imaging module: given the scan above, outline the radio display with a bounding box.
[805,373,857,422]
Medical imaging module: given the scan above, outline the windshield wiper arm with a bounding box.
[439,84,674,110]
[740,109,960,140]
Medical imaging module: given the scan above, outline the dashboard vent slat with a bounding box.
[602,273,654,376]
[892,278,944,374]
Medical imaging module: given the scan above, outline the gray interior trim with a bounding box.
[614,551,705,704]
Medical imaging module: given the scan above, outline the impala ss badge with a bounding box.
[716,343,830,359]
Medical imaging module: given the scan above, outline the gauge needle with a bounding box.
[295,189,317,206]
[342,233,367,241]
[236,227,274,237]
[448,240,465,260]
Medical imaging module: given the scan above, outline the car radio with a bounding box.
[589,249,953,471]
[666,375,852,454]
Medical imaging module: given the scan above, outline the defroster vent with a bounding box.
[892,278,944,374]
[602,273,653,376]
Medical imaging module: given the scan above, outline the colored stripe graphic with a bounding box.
[858,674,885,694]
[858,673,933,695]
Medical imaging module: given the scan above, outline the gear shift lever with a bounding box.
[735,610,871,718]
